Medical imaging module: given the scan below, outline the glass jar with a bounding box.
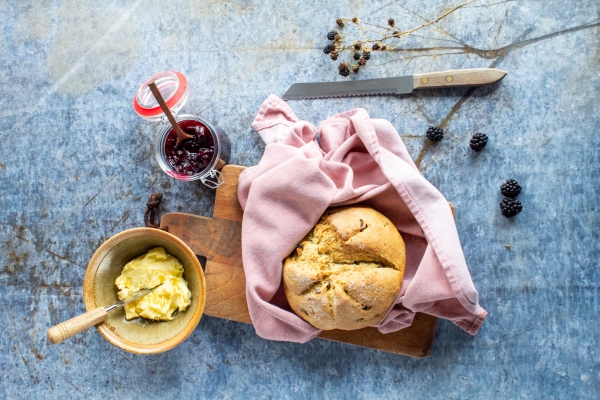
[154,114,225,187]
[133,71,229,187]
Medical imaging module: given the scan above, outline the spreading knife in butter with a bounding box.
[281,68,506,100]
[47,283,163,344]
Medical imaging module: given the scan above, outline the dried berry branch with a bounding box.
[323,0,475,76]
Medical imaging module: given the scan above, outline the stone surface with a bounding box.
[1,0,599,398]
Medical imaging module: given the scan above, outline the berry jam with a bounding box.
[164,120,215,176]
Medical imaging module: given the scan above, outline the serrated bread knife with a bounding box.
[281,68,506,100]
[47,283,163,344]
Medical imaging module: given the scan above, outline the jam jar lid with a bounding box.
[133,71,189,121]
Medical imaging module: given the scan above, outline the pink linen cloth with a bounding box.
[237,94,487,343]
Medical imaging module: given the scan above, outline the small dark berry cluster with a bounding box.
[338,62,350,77]
[500,179,521,198]
[469,132,488,151]
[425,128,493,150]
[322,16,398,77]
[323,29,342,61]
[324,27,373,77]
[420,125,524,220]
[426,126,444,142]
[323,44,334,55]
[499,179,523,217]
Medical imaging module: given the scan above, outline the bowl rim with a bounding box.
[83,227,206,354]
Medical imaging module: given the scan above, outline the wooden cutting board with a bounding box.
[160,165,438,358]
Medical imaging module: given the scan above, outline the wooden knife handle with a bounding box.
[413,68,506,89]
[47,307,108,344]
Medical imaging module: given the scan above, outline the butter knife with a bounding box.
[281,68,506,100]
[47,284,163,344]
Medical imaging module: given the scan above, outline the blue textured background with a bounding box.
[1,0,599,398]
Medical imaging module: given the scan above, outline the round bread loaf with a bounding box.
[283,206,406,330]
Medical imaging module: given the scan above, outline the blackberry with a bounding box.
[500,198,522,218]
[327,31,336,40]
[339,66,350,77]
[469,132,488,151]
[362,51,371,60]
[426,126,444,141]
[354,43,361,50]
[500,179,522,198]
[388,18,395,27]
[353,52,361,60]
[323,44,334,54]
[372,43,381,51]
[336,18,344,27]
[358,58,366,66]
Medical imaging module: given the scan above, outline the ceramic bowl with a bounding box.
[83,227,205,354]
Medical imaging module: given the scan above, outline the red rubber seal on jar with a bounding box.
[133,71,188,118]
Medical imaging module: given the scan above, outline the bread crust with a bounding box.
[283,206,406,330]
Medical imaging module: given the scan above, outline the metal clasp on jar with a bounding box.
[200,169,225,189]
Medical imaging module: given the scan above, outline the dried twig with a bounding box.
[323,0,475,76]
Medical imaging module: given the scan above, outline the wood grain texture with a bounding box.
[47,307,107,344]
[160,165,438,357]
[318,312,437,358]
[413,68,507,89]
[212,166,244,221]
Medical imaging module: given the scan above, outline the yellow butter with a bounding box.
[115,247,192,321]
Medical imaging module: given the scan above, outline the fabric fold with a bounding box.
[238,94,487,343]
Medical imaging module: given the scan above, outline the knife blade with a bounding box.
[47,283,163,344]
[281,68,507,100]
[105,284,162,312]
